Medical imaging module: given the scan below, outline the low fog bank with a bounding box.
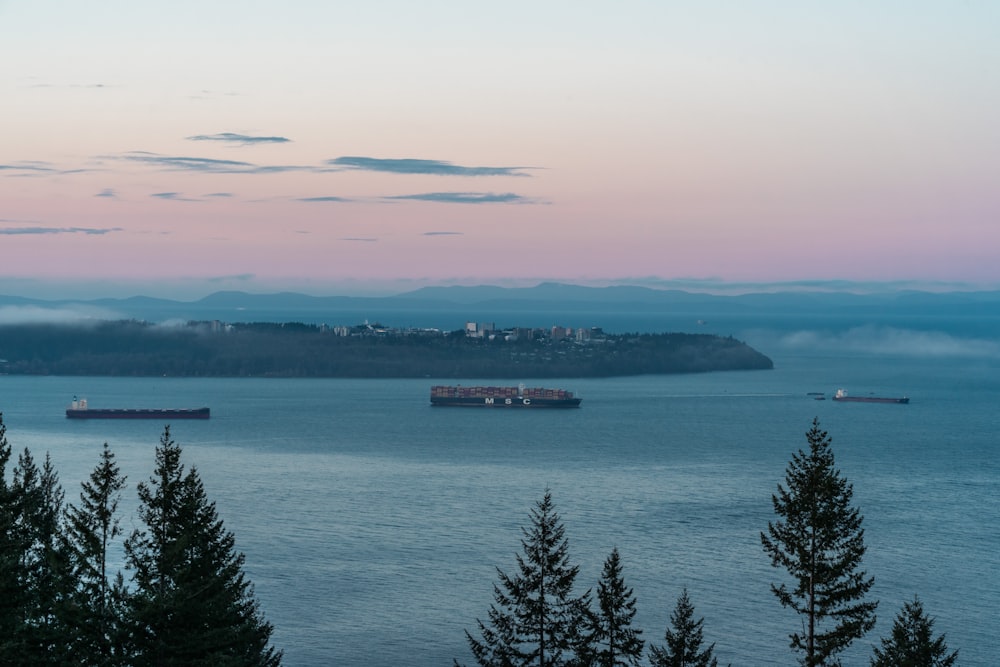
[756,325,1000,359]
[0,305,123,325]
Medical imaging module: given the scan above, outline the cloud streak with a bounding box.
[297,196,351,203]
[116,152,312,174]
[186,132,291,145]
[328,156,531,177]
[206,273,256,283]
[0,226,123,235]
[151,192,200,202]
[0,162,57,174]
[387,192,529,204]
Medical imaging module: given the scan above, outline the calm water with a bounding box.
[1,320,997,665]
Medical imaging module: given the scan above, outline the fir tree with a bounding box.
[11,448,77,665]
[3,449,73,665]
[459,490,591,667]
[761,418,877,666]
[124,426,281,666]
[0,413,30,657]
[589,547,644,667]
[64,443,128,666]
[648,588,718,667]
[871,596,958,667]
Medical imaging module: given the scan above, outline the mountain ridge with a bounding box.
[2,283,999,326]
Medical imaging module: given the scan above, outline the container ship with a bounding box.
[66,397,210,419]
[430,383,581,408]
[832,389,909,404]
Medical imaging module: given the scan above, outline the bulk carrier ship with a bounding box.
[832,388,909,404]
[66,397,211,419]
[430,383,581,408]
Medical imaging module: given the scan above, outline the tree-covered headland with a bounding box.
[0,320,772,378]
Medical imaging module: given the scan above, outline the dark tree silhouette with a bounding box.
[124,426,281,666]
[761,418,877,666]
[459,490,591,666]
[648,588,719,667]
[588,547,644,666]
[12,449,77,665]
[64,443,128,665]
[871,596,958,667]
[0,413,26,655]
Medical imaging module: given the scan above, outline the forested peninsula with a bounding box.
[0,320,773,378]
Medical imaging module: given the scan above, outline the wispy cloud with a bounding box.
[423,231,463,236]
[188,89,241,100]
[297,196,351,203]
[341,237,377,242]
[151,192,199,202]
[23,82,113,90]
[387,192,529,204]
[328,156,531,177]
[95,188,117,198]
[116,151,312,174]
[0,161,57,174]
[204,192,233,198]
[206,273,255,283]
[186,132,291,145]
[0,226,123,235]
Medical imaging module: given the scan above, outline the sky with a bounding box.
[3,1,999,298]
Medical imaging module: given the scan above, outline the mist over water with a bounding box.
[1,310,996,665]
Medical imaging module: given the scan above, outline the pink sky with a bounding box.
[3,1,999,298]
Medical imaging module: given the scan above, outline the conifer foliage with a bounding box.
[0,420,79,665]
[761,418,877,666]
[0,414,281,666]
[64,442,128,665]
[0,414,21,654]
[460,490,592,667]
[124,426,281,666]
[648,588,718,667]
[871,596,958,667]
[16,450,77,664]
[589,547,644,667]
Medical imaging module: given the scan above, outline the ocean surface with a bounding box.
[1,312,997,666]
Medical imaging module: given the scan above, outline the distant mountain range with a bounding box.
[2,283,999,330]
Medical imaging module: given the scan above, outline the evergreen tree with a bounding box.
[648,588,718,667]
[11,448,77,665]
[871,596,957,667]
[0,412,29,656]
[459,490,591,667]
[761,418,877,666]
[589,547,644,667]
[64,443,128,666]
[0,444,73,665]
[124,426,281,666]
